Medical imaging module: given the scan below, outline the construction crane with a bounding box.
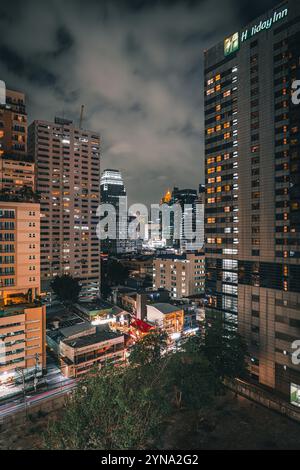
[79,105,85,129]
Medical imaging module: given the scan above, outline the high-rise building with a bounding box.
[0,89,35,194]
[204,1,300,404]
[100,169,127,254]
[160,186,204,251]
[0,86,46,386]
[28,117,101,301]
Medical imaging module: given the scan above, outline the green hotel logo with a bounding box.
[224,32,239,57]
[224,7,288,57]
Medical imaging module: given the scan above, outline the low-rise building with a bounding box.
[146,303,184,336]
[47,323,125,378]
[60,329,125,378]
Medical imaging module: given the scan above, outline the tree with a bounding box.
[44,365,171,450]
[129,331,168,367]
[200,319,248,383]
[106,259,129,286]
[51,275,81,304]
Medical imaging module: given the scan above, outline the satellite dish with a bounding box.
[0,80,6,105]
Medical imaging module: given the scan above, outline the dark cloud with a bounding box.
[0,0,279,205]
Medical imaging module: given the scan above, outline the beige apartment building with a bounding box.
[153,252,205,299]
[0,89,34,193]
[0,200,45,383]
[0,86,45,387]
[28,118,101,301]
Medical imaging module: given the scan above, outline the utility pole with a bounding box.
[16,367,27,417]
[33,353,40,392]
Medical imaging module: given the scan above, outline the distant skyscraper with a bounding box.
[0,87,46,385]
[160,186,203,251]
[204,1,300,404]
[100,169,131,254]
[29,117,101,301]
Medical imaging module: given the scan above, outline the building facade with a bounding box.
[0,87,45,386]
[204,1,300,404]
[153,252,205,299]
[28,117,101,301]
[0,88,34,194]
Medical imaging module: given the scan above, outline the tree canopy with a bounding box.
[51,275,81,304]
[45,324,248,450]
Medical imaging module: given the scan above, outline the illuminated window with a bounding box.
[215,74,221,81]
[207,88,215,96]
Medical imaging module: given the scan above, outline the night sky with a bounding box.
[0,0,279,205]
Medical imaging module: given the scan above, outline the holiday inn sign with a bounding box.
[224,7,288,56]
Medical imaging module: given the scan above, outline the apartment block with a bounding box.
[0,193,45,384]
[204,1,300,404]
[153,252,205,299]
[28,117,101,301]
[0,88,34,194]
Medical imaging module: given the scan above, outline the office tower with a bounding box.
[0,86,46,385]
[204,1,300,404]
[100,169,127,254]
[160,187,202,251]
[28,117,101,301]
[153,252,205,299]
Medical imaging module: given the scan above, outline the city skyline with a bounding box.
[0,0,279,205]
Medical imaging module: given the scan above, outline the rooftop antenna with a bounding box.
[79,105,85,129]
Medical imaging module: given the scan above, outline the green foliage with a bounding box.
[201,320,249,382]
[106,259,129,286]
[44,323,248,450]
[45,365,170,450]
[51,275,81,304]
[129,330,168,366]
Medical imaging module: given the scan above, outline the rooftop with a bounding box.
[150,303,182,315]
[62,329,124,349]
[60,322,93,339]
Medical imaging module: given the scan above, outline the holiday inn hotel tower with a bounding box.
[204,1,300,404]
